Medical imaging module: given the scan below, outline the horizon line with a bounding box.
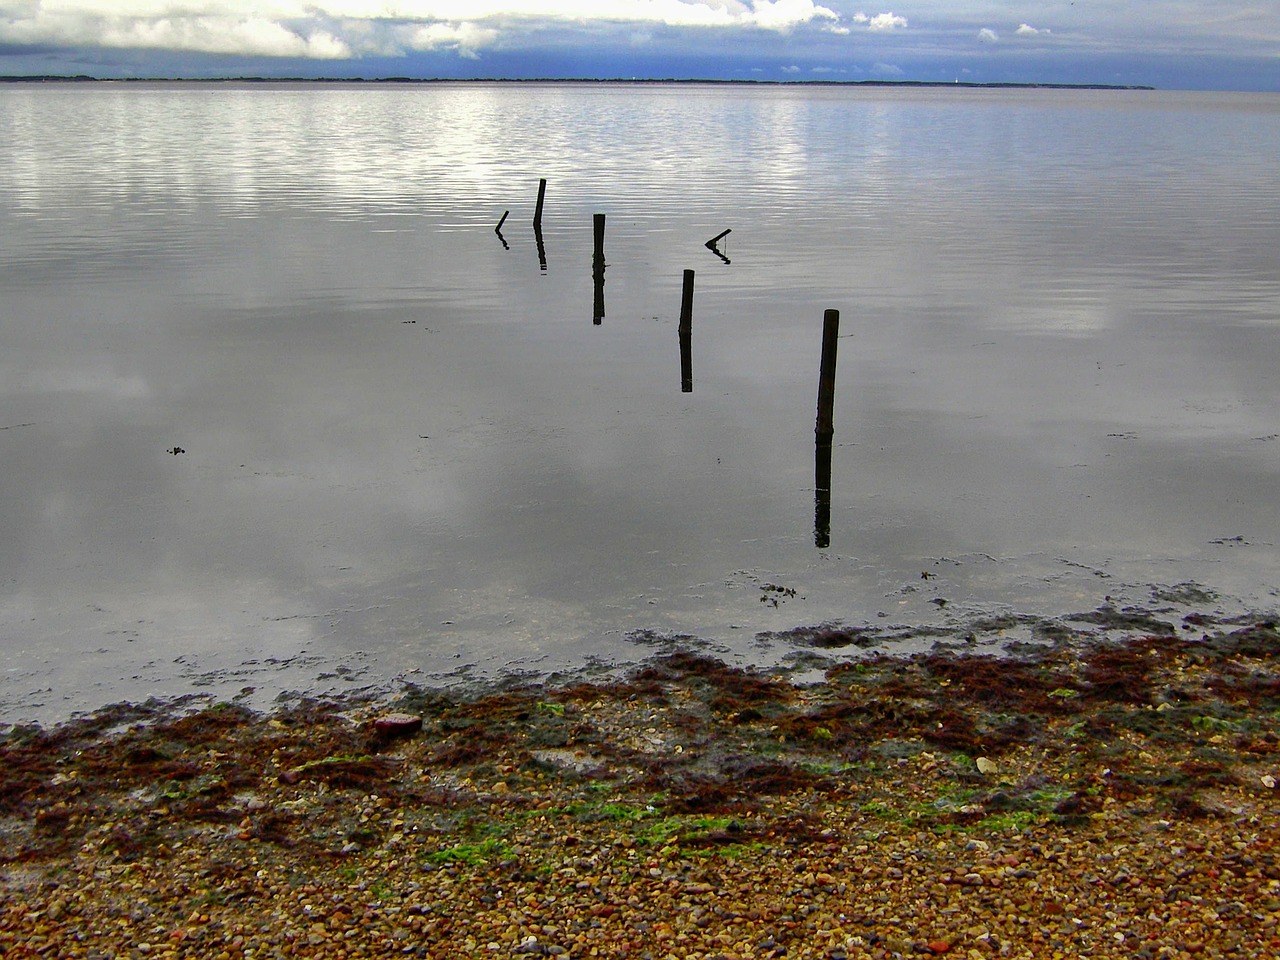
[0,75,1158,91]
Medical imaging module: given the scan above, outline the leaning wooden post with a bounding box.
[678,269,694,393]
[533,178,547,229]
[593,213,605,261]
[815,308,840,442]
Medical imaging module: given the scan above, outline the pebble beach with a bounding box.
[3,619,1279,959]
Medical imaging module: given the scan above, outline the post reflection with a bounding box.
[705,228,732,265]
[814,439,833,548]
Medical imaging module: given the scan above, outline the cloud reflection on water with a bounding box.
[2,84,1278,724]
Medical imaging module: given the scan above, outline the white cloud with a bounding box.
[847,10,904,31]
[749,0,839,32]
[404,21,498,58]
[867,12,906,32]
[977,27,998,43]
[781,63,801,72]
[1016,23,1049,37]
[869,61,902,76]
[1,10,353,58]
[0,0,845,60]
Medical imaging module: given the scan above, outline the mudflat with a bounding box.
[3,621,1278,958]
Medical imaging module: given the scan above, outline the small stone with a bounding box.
[927,941,952,955]
[1262,774,1277,789]
[975,757,998,775]
[373,713,423,737]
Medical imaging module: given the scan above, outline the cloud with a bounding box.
[2,1,1277,88]
[748,0,839,31]
[404,22,499,58]
[867,13,907,32]
[869,13,906,32]
[781,63,801,72]
[0,0,845,61]
[0,8,353,59]
[850,11,905,31]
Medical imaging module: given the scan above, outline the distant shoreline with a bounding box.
[0,75,1156,91]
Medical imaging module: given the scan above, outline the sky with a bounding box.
[0,2,1277,90]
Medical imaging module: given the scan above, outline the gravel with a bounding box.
[3,621,1278,958]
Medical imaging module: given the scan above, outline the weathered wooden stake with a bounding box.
[533,178,547,229]
[679,269,695,329]
[679,269,694,393]
[495,210,509,233]
[815,308,840,441]
[592,214,606,324]
[705,228,731,249]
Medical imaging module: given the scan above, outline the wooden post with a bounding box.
[705,228,731,249]
[814,308,840,546]
[678,269,695,328]
[592,214,606,324]
[815,308,840,442]
[495,210,509,233]
[679,269,694,393]
[533,178,547,229]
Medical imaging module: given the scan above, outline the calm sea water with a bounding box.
[2,83,1278,724]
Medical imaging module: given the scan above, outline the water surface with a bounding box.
[2,83,1278,724]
